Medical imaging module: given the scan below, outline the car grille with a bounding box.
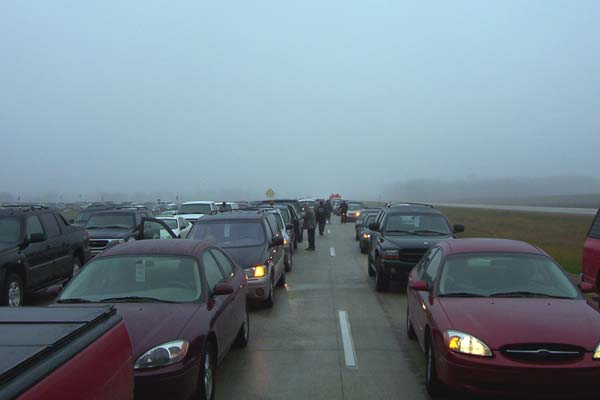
[89,240,109,249]
[398,248,428,264]
[501,343,584,362]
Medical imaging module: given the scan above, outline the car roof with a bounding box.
[386,205,443,215]
[91,210,138,216]
[440,238,545,255]
[183,201,214,205]
[200,210,264,221]
[99,239,210,258]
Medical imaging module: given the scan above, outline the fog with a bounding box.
[1,1,599,202]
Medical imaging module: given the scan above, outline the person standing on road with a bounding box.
[303,204,316,250]
[325,199,332,224]
[316,200,327,236]
[340,201,349,224]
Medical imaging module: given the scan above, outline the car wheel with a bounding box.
[265,278,275,308]
[277,267,286,287]
[425,335,445,397]
[285,251,293,272]
[234,308,250,348]
[406,305,416,340]
[375,259,388,292]
[4,273,24,307]
[198,342,216,400]
[71,257,81,279]
[367,254,375,277]
[355,231,359,241]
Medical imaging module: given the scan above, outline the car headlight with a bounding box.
[134,340,189,370]
[445,330,493,357]
[246,265,266,278]
[355,212,361,217]
[362,233,371,239]
[594,343,600,360]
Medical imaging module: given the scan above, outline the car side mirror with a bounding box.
[29,233,47,243]
[271,237,285,247]
[579,282,594,294]
[453,224,465,233]
[409,280,429,292]
[213,282,234,296]
[286,224,294,230]
[46,285,62,297]
[368,222,380,231]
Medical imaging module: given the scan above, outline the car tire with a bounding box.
[234,308,250,348]
[277,267,286,287]
[265,278,275,308]
[367,254,375,277]
[198,342,216,400]
[425,335,445,397]
[3,273,24,307]
[406,305,417,340]
[375,259,389,292]
[355,231,359,241]
[285,251,293,272]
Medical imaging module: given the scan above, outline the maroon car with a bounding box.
[406,238,600,398]
[582,208,600,291]
[56,240,249,400]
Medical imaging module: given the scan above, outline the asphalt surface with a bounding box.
[216,220,431,400]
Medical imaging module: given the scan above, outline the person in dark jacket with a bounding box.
[340,201,349,223]
[316,200,327,235]
[325,199,333,224]
[303,204,316,250]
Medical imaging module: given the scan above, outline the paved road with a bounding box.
[436,203,598,216]
[217,220,430,400]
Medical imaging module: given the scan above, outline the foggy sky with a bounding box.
[1,1,599,201]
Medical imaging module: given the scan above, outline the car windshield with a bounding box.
[59,255,202,303]
[189,221,265,248]
[438,253,579,299]
[86,213,135,229]
[348,203,363,210]
[180,204,212,214]
[0,217,21,244]
[384,214,450,235]
[160,219,179,229]
[74,210,99,224]
[364,215,376,226]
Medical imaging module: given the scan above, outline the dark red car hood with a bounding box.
[439,298,600,351]
[114,303,200,358]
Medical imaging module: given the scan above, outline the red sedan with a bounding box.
[406,238,600,398]
[56,240,249,400]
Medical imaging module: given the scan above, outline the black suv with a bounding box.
[85,208,172,256]
[367,203,464,292]
[0,205,91,306]
[187,210,286,307]
[257,199,304,243]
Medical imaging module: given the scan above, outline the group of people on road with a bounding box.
[303,199,339,250]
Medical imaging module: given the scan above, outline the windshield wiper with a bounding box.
[96,225,131,230]
[98,296,173,303]
[411,230,448,236]
[384,230,412,234]
[439,292,488,298]
[489,291,573,299]
[57,298,93,303]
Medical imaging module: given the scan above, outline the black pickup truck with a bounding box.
[0,205,91,306]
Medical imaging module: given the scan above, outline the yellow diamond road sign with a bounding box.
[265,188,275,198]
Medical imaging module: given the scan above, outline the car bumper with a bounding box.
[359,237,370,249]
[346,215,360,221]
[438,350,600,397]
[380,260,415,280]
[134,360,200,400]
[246,275,271,300]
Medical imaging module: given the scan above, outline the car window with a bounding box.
[39,213,61,237]
[26,216,45,238]
[274,214,285,230]
[422,249,442,284]
[203,251,226,291]
[415,248,433,277]
[265,215,279,236]
[210,249,235,279]
[190,221,266,247]
[588,211,600,239]
[0,217,22,244]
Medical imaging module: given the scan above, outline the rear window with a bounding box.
[189,221,266,248]
[180,204,212,215]
[588,211,600,239]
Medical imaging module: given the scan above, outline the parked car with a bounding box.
[345,201,366,222]
[273,204,298,250]
[582,208,600,291]
[299,198,317,210]
[158,210,179,217]
[406,238,599,398]
[86,210,176,256]
[188,210,286,307]
[354,208,381,240]
[358,214,378,254]
[157,216,193,238]
[217,202,240,211]
[0,205,91,306]
[0,306,133,400]
[257,207,295,272]
[368,203,464,291]
[257,199,304,243]
[178,201,217,223]
[71,204,115,227]
[56,240,248,400]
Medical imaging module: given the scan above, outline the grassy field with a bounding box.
[440,207,594,274]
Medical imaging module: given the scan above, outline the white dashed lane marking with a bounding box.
[330,247,336,257]
[338,310,357,368]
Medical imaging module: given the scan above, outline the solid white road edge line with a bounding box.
[330,247,336,257]
[338,310,357,368]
